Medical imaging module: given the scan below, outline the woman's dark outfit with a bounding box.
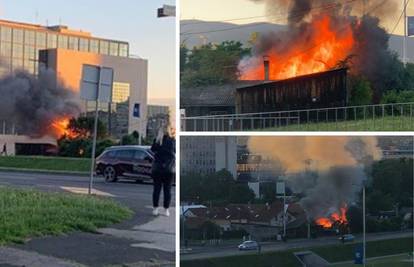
[151,135,175,209]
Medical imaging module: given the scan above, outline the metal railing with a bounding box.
[181,102,414,131]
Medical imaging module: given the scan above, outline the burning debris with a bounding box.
[0,69,80,138]
[247,136,382,228]
[241,0,400,96]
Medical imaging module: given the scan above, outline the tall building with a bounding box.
[0,19,147,138]
[180,136,237,177]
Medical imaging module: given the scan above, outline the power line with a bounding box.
[181,0,355,27]
[390,0,410,34]
[181,0,357,35]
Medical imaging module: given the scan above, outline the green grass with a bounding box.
[0,187,133,244]
[261,116,414,131]
[181,249,301,267]
[0,156,90,173]
[312,237,413,262]
[333,254,413,267]
[181,237,413,267]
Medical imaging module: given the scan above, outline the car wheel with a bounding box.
[103,165,118,182]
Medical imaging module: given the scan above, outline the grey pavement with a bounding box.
[181,230,413,261]
[0,170,176,267]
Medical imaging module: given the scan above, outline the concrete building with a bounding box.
[180,136,237,177]
[0,19,147,139]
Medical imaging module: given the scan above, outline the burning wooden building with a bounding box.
[235,68,348,114]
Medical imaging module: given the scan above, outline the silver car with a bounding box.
[238,240,259,251]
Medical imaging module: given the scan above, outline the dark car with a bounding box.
[96,146,154,183]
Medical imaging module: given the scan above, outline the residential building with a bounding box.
[180,136,237,177]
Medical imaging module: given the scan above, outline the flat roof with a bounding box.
[0,19,128,44]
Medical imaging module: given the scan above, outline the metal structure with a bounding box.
[236,68,348,114]
[181,102,414,131]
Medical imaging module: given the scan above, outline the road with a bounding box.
[0,170,176,267]
[181,230,413,261]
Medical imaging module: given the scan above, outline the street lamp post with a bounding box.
[363,185,366,267]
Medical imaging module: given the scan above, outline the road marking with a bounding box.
[60,186,114,197]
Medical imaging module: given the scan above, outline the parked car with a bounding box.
[238,240,259,251]
[339,234,355,243]
[95,146,154,183]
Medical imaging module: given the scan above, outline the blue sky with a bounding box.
[0,0,176,106]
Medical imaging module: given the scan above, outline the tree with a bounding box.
[181,41,251,88]
[229,183,255,204]
[346,206,363,233]
[67,116,107,139]
[349,76,373,105]
[381,90,414,104]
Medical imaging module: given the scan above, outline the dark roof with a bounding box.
[180,81,264,107]
[236,68,348,92]
[187,202,305,224]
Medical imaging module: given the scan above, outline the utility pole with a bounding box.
[403,0,407,65]
[363,186,366,267]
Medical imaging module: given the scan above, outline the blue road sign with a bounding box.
[354,244,364,264]
[133,103,140,118]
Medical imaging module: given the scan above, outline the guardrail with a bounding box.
[181,102,414,131]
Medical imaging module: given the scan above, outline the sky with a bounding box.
[0,0,176,108]
[181,0,414,36]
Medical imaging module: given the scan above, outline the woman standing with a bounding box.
[151,125,175,216]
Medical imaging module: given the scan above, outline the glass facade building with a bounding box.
[0,20,129,76]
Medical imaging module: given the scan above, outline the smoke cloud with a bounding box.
[247,136,382,219]
[242,0,401,98]
[0,69,80,137]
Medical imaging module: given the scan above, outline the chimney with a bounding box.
[263,55,270,80]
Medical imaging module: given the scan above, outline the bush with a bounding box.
[381,90,414,104]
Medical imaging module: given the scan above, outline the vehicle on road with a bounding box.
[96,146,154,183]
[339,234,355,243]
[238,240,259,251]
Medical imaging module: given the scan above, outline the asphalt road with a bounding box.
[181,230,413,261]
[0,170,176,267]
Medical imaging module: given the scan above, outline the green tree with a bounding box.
[181,41,251,88]
[67,116,107,139]
[229,183,255,204]
[349,76,373,105]
[381,90,414,104]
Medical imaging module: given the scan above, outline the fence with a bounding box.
[181,102,414,131]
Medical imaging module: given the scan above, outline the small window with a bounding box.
[99,40,109,55]
[36,32,46,47]
[89,39,99,53]
[79,38,89,52]
[47,34,57,48]
[58,35,68,49]
[68,36,79,50]
[105,150,116,157]
[109,42,119,56]
[12,29,24,43]
[1,26,12,42]
[119,43,128,57]
[25,30,36,45]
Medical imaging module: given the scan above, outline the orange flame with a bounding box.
[50,117,77,139]
[240,15,355,80]
[316,206,348,229]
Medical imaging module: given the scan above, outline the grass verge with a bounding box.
[333,254,413,267]
[0,156,90,173]
[181,237,413,267]
[261,116,414,131]
[0,187,133,244]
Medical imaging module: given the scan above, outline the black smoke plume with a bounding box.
[0,69,80,137]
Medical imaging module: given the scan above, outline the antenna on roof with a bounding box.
[59,17,62,25]
[46,19,49,26]
[35,9,39,24]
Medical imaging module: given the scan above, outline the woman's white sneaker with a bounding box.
[164,208,170,217]
[152,207,159,216]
